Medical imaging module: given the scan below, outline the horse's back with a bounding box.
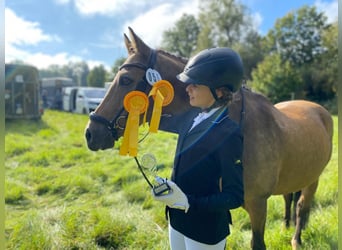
[276,100,333,129]
[275,100,333,144]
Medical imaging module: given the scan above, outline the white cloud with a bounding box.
[122,0,199,48]
[251,12,263,33]
[71,0,193,17]
[5,8,60,46]
[75,0,121,15]
[5,7,65,68]
[10,0,336,71]
[315,0,338,23]
[6,41,80,69]
[5,7,106,70]
[73,0,144,16]
[6,43,107,70]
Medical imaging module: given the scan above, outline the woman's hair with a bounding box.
[204,86,234,112]
[215,86,233,107]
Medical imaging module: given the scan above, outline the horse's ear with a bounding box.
[124,33,135,55]
[128,26,151,57]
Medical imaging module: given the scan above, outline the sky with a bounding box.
[5,0,338,71]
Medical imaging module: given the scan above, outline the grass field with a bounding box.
[5,110,338,250]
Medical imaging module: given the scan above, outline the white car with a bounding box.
[63,87,107,114]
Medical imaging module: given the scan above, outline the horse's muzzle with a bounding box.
[85,126,115,151]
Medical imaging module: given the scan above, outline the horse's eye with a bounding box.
[119,76,133,86]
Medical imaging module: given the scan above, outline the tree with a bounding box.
[320,21,338,96]
[196,25,214,52]
[196,0,253,50]
[299,21,338,101]
[161,14,199,57]
[111,57,126,77]
[251,53,304,103]
[8,59,26,65]
[265,5,327,66]
[195,0,263,80]
[233,30,265,81]
[39,64,66,78]
[70,61,89,86]
[260,6,336,102]
[39,61,90,86]
[87,65,106,87]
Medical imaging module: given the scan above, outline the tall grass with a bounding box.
[5,110,338,249]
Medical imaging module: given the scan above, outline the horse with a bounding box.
[85,27,333,250]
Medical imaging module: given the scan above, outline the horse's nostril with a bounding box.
[85,129,92,142]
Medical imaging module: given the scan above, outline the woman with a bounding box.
[153,47,244,250]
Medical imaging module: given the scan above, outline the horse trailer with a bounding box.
[5,64,44,120]
[41,77,76,110]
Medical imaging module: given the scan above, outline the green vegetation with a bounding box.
[35,2,337,111]
[161,2,337,109]
[5,110,338,249]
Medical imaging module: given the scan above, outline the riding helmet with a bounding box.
[177,47,244,92]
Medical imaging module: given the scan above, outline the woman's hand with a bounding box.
[152,178,190,213]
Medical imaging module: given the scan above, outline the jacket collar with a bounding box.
[187,107,228,135]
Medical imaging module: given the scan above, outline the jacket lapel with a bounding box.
[176,107,228,156]
[172,107,229,181]
[187,108,227,135]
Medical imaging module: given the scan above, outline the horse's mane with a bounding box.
[156,49,188,64]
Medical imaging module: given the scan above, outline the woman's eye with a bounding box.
[120,76,133,86]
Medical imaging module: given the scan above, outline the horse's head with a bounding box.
[85,27,189,151]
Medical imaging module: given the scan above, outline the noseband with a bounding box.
[89,50,157,140]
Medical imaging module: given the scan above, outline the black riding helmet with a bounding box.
[177,47,244,93]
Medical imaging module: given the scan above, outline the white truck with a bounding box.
[62,87,107,114]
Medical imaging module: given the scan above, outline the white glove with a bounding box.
[152,178,190,213]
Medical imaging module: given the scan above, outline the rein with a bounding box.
[89,50,157,140]
[239,85,246,133]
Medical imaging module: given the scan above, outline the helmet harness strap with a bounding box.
[210,88,219,101]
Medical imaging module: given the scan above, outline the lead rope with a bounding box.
[134,156,154,188]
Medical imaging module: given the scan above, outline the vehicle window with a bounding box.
[84,89,106,98]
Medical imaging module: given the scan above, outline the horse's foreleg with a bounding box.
[245,197,268,250]
[291,181,318,250]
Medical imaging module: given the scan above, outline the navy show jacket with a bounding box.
[161,107,244,245]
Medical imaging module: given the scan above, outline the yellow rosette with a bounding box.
[148,80,174,133]
[119,91,149,157]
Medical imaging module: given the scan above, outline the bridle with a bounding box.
[89,49,246,140]
[89,50,158,140]
[89,49,167,191]
[89,49,246,191]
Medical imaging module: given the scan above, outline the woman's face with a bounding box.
[185,84,216,109]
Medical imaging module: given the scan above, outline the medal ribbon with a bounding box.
[119,80,174,157]
[148,80,174,133]
[119,91,148,157]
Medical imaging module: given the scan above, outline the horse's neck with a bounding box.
[155,52,279,132]
[229,87,280,131]
[157,51,191,115]
[229,87,253,124]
